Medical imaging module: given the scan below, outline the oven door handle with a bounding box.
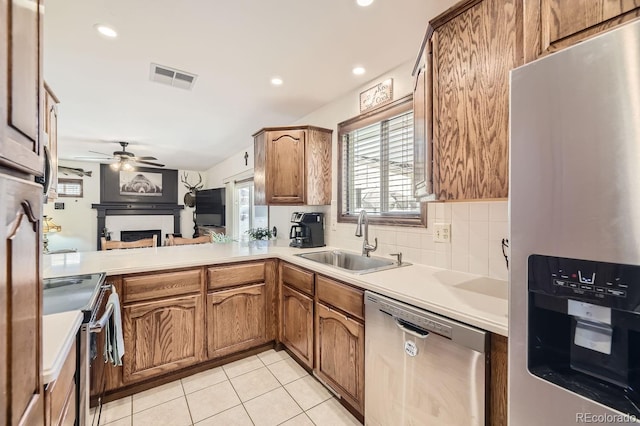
[89,303,114,333]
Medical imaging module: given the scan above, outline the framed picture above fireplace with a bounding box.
[100,164,178,204]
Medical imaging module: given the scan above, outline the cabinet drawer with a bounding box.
[208,262,265,290]
[47,340,76,426]
[316,275,364,321]
[123,269,202,303]
[281,263,314,295]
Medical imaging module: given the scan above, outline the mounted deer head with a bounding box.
[181,172,203,193]
[181,172,203,207]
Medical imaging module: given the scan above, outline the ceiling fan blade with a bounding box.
[135,160,165,167]
[74,156,117,161]
[132,156,158,161]
[88,150,113,157]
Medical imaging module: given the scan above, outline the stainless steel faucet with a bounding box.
[355,210,377,257]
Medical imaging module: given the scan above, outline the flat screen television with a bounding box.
[195,188,226,227]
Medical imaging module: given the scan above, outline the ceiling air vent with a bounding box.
[150,63,198,90]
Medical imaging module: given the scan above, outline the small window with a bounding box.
[338,94,425,226]
[57,178,83,197]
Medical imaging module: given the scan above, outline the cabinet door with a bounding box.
[432,0,519,200]
[526,0,640,61]
[413,46,433,200]
[207,283,267,358]
[123,295,204,383]
[0,0,44,174]
[266,129,305,204]
[281,285,314,369]
[315,303,364,415]
[0,174,44,425]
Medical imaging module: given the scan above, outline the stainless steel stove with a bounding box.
[43,272,108,426]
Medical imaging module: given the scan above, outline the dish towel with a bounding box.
[104,286,125,366]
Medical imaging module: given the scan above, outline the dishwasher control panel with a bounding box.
[377,299,453,339]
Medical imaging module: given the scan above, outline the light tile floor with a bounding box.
[91,349,362,426]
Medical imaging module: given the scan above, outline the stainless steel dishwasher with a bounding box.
[365,291,487,425]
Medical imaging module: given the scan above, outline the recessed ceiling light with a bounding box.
[357,0,374,6]
[352,67,366,75]
[271,77,283,86]
[95,24,118,38]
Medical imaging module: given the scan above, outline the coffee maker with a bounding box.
[289,212,325,248]
[527,255,640,416]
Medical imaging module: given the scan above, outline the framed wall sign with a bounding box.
[360,79,393,113]
[100,164,178,204]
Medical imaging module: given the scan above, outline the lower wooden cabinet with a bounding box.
[281,285,314,369]
[315,302,365,415]
[45,341,76,426]
[207,283,268,358]
[123,294,204,384]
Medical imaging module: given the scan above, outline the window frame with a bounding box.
[57,178,84,198]
[337,94,427,227]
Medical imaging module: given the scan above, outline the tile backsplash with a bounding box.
[270,200,509,281]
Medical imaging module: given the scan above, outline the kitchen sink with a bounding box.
[295,250,410,274]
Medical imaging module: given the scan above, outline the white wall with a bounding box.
[44,160,205,251]
[206,146,254,189]
[44,160,100,253]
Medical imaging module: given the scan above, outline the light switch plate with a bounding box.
[433,223,451,243]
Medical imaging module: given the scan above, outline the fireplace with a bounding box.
[121,230,162,244]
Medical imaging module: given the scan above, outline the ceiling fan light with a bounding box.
[122,162,134,171]
[110,162,121,171]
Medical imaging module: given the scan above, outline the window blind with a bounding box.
[57,178,83,197]
[342,110,416,216]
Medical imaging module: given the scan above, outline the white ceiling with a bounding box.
[44,0,455,171]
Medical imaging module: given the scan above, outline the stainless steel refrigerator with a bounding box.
[510,20,640,425]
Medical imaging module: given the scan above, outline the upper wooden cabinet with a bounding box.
[0,0,44,175]
[44,83,60,201]
[253,126,332,205]
[426,0,521,200]
[525,0,640,62]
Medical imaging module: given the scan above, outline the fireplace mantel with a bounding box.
[92,203,184,249]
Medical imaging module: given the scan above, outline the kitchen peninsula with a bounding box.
[44,241,508,424]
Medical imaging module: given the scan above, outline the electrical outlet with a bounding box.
[433,223,451,243]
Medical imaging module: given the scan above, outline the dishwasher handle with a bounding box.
[395,318,429,339]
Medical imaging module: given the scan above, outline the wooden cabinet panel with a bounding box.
[0,174,44,425]
[253,126,332,205]
[123,294,204,383]
[431,0,520,200]
[315,303,365,415]
[489,333,508,426]
[208,261,265,291]
[122,269,202,303]
[527,0,640,60]
[316,275,364,321]
[0,0,43,174]
[46,341,76,426]
[281,262,314,296]
[267,129,306,204]
[281,285,314,369]
[207,283,267,358]
[304,128,332,205]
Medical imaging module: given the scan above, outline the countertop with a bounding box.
[44,242,508,336]
[43,310,83,384]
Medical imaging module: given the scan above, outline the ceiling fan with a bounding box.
[76,142,165,170]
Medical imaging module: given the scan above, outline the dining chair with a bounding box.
[167,235,211,246]
[101,235,157,250]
